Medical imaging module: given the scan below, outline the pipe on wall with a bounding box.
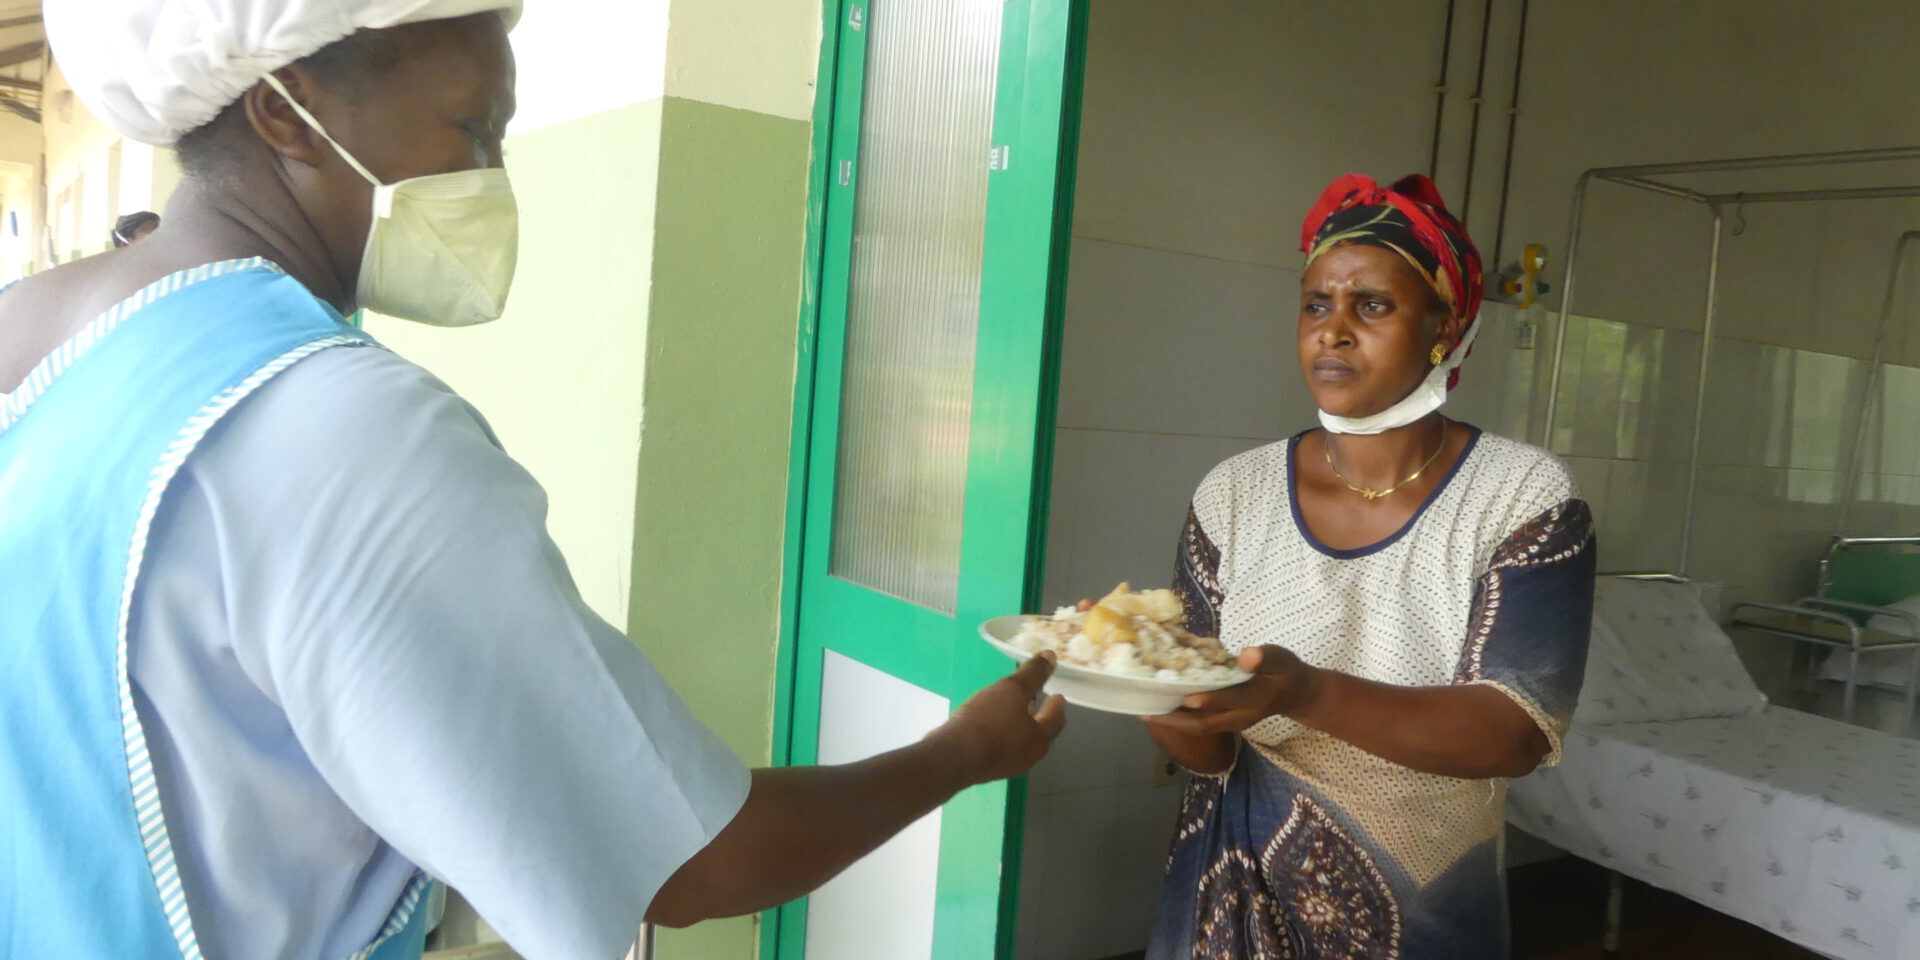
[1490,0,1531,268]
[1458,0,1497,219]
[1427,0,1458,180]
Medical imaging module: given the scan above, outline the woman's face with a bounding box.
[1297,244,1452,419]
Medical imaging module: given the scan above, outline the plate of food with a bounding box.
[980,583,1252,715]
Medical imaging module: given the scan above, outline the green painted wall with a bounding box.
[373,93,809,960]
[630,95,811,960]
[370,102,664,630]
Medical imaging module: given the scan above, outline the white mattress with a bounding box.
[1508,707,1920,960]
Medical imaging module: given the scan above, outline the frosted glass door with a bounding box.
[828,0,1005,613]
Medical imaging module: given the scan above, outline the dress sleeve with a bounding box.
[1172,504,1225,639]
[1163,504,1239,778]
[1453,498,1597,769]
[208,347,750,960]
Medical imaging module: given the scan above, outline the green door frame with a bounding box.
[763,0,1087,957]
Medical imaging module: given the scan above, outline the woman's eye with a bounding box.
[1363,299,1391,315]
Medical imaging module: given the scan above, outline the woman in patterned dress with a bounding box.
[1143,174,1597,960]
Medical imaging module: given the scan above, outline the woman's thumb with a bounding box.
[1238,645,1287,674]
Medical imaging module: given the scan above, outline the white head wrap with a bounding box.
[47,0,523,146]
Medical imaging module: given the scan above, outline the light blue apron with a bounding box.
[0,259,432,960]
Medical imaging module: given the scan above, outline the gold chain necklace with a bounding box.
[1323,426,1448,501]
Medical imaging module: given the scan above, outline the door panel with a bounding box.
[800,652,949,957]
[770,0,1085,956]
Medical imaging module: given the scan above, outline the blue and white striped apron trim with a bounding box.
[4,256,422,959]
[0,258,287,433]
[343,873,435,960]
[119,331,375,959]
[114,331,375,960]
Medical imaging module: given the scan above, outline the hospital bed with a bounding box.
[1507,574,1920,960]
[1728,536,1920,728]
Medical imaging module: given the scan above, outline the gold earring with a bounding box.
[1430,343,1447,366]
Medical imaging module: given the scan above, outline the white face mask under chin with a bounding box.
[1317,322,1480,436]
[257,71,518,327]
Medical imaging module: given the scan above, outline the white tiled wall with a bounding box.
[1017,239,1283,960]
[1020,3,1920,956]
[1017,238,1578,958]
[1022,242,1920,960]
[1541,311,1920,616]
[1020,247,1920,959]
[1015,712,1186,960]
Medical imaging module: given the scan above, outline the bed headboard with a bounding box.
[1599,571,1692,584]
[1580,571,1769,723]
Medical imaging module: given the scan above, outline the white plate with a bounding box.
[978,615,1251,716]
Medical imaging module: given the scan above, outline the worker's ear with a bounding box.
[241,68,334,169]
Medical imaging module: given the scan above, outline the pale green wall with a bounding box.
[369,102,664,629]
[630,95,808,765]
[632,94,811,960]
[640,11,817,960]
[367,18,811,955]
[378,93,810,960]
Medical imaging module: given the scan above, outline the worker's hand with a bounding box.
[1153,645,1321,735]
[928,652,1067,786]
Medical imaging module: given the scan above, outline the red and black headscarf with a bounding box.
[1300,173,1484,386]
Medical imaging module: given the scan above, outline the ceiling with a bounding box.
[0,5,45,123]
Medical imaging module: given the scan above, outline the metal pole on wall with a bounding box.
[1835,230,1919,539]
[1679,209,1724,578]
[1541,170,1593,450]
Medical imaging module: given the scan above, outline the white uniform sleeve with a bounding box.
[204,345,749,960]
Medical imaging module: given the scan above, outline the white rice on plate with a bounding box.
[1010,585,1244,684]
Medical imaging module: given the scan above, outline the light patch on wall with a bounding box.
[664,0,821,121]
[39,61,174,265]
[367,102,665,628]
[507,0,670,135]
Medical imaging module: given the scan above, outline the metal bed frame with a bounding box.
[1546,153,1920,956]
[1572,570,1920,959]
[1541,146,1920,575]
[1727,536,1920,726]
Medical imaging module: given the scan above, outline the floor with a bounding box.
[1508,856,1818,960]
[422,946,518,960]
[1098,855,1819,960]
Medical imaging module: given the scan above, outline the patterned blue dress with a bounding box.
[1147,428,1596,960]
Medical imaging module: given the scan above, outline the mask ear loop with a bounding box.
[246,56,385,190]
[183,0,387,189]
[1435,314,1481,394]
[1437,315,1482,376]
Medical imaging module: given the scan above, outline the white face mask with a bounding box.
[258,72,518,327]
[1318,320,1480,435]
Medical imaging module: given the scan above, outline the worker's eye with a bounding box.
[460,121,499,148]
